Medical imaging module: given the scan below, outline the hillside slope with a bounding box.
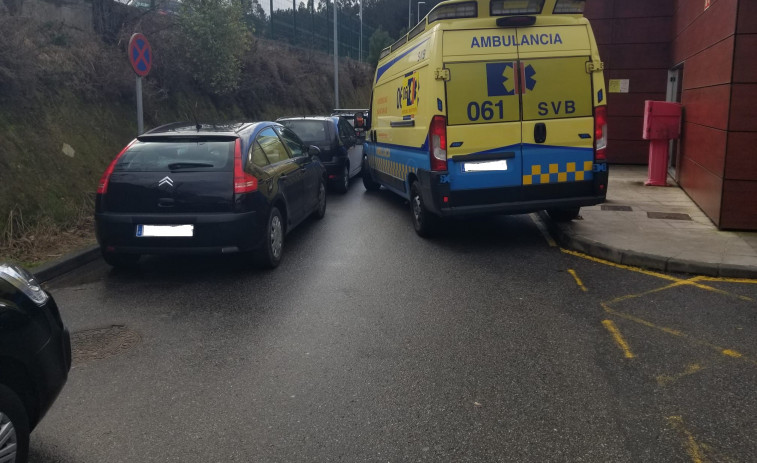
[0,16,373,264]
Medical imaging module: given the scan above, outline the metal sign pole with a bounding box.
[136,76,144,135]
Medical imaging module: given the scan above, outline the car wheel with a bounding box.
[410,181,438,237]
[335,164,349,194]
[256,207,284,269]
[362,157,380,192]
[546,207,581,222]
[312,180,327,220]
[0,384,29,463]
[101,249,141,268]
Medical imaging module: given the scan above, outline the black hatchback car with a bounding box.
[95,122,327,268]
[0,263,71,463]
[278,116,363,193]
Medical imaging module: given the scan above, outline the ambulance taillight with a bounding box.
[594,105,607,161]
[429,115,447,172]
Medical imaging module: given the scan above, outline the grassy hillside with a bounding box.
[0,16,373,265]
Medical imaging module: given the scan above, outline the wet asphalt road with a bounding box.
[33,181,757,462]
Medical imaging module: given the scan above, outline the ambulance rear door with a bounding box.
[516,25,596,191]
[443,30,523,191]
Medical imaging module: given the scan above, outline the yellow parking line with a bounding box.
[601,302,757,365]
[560,248,682,281]
[667,416,706,463]
[656,363,705,387]
[567,269,587,291]
[602,319,635,359]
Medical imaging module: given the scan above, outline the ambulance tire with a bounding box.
[362,157,380,191]
[547,207,581,222]
[410,181,438,237]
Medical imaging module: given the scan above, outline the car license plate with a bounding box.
[463,160,508,172]
[136,224,194,237]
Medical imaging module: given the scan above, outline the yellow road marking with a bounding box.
[529,213,556,247]
[657,363,704,386]
[667,416,706,463]
[602,319,635,358]
[567,269,587,291]
[601,303,757,365]
[561,249,754,302]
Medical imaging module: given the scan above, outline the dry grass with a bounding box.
[0,204,96,269]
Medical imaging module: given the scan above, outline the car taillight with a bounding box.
[234,139,258,193]
[429,115,447,172]
[594,105,607,161]
[97,139,136,194]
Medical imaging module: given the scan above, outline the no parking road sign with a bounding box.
[128,33,152,77]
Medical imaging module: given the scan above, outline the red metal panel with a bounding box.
[590,19,614,45]
[607,70,669,93]
[737,0,757,34]
[605,43,671,70]
[721,180,757,230]
[673,0,738,62]
[615,0,674,17]
[584,0,615,20]
[681,85,731,130]
[608,116,644,140]
[681,36,734,89]
[678,155,723,226]
[733,35,757,83]
[608,92,667,117]
[729,84,757,131]
[606,140,649,164]
[680,122,727,177]
[725,132,757,181]
[612,17,673,43]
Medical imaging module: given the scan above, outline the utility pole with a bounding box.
[408,0,411,29]
[359,0,363,61]
[417,1,425,22]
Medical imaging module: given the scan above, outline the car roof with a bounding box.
[139,122,271,139]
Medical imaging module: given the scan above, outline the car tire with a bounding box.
[0,384,30,463]
[312,180,327,220]
[335,164,349,194]
[256,207,284,269]
[101,249,141,268]
[410,181,438,237]
[362,157,380,192]
[546,207,581,222]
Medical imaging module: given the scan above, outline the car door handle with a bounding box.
[534,123,547,144]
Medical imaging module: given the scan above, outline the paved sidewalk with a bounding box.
[546,165,757,278]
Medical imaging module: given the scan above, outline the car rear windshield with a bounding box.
[114,139,235,172]
[279,120,330,145]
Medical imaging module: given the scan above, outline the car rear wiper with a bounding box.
[167,162,215,170]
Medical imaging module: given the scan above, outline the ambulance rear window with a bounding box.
[490,0,544,16]
[553,0,585,14]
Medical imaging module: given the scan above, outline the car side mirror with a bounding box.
[355,112,370,130]
[308,145,321,157]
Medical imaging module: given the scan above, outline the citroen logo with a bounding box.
[158,176,174,187]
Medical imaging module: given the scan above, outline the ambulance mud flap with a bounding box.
[416,169,450,217]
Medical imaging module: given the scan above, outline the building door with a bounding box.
[666,66,683,180]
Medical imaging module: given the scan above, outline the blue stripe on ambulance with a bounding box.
[374,38,430,84]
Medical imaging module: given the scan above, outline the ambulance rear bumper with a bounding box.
[417,169,608,218]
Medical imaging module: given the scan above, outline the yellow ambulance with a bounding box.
[360,0,608,236]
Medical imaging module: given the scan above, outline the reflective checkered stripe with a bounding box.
[523,161,594,185]
[368,152,421,180]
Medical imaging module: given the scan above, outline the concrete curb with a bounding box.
[538,212,757,279]
[33,245,101,283]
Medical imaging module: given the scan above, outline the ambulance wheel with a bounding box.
[362,157,380,191]
[547,207,581,222]
[410,181,438,237]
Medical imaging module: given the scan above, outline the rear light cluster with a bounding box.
[234,138,258,193]
[594,105,607,161]
[97,139,136,194]
[429,115,447,172]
